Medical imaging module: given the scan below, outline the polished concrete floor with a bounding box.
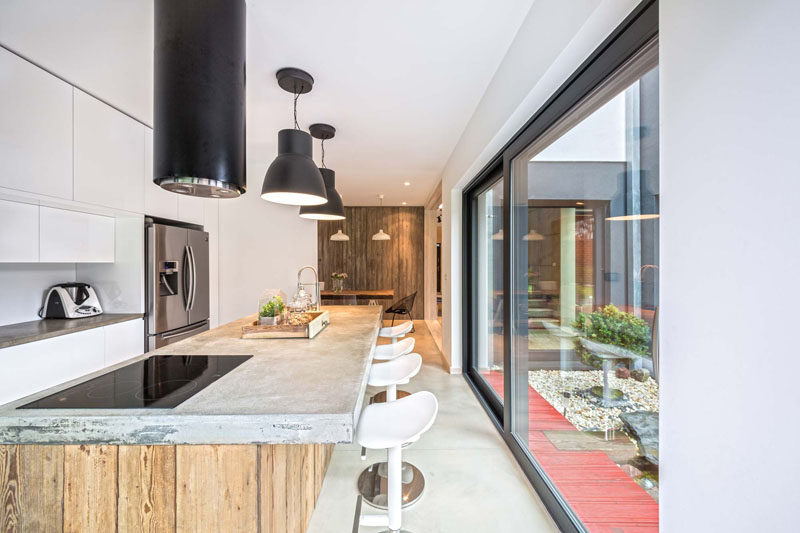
[308,320,558,533]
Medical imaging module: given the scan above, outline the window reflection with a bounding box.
[507,65,660,530]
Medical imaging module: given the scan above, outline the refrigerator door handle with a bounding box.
[188,245,197,310]
[183,245,192,311]
[158,321,207,340]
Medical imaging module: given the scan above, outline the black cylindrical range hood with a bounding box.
[154,0,246,198]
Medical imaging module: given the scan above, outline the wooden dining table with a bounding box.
[320,289,394,300]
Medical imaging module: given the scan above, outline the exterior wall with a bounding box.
[659,1,800,530]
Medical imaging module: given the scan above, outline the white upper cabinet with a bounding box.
[177,195,205,226]
[143,128,179,220]
[0,48,72,199]
[74,89,145,213]
[0,199,39,262]
[39,206,114,263]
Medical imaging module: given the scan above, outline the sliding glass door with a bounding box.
[465,173,505,417]
[463,2,659,530]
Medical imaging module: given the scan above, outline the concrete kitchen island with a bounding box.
[0,305,382,532]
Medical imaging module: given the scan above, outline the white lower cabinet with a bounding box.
[0,319,144,406]
[0,327,105,406]
[104,318,144,367]
[39,206,115,263]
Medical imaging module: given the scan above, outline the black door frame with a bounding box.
[461,1,658,531]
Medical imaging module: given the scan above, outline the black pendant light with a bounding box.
[299,124,345,220]
[153,0,246,198]
[261,69,328,206]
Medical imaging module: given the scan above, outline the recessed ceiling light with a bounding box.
[403,181,411,186]
[402,201,407,205]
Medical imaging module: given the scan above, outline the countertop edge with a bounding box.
[0,413,356,445]
[0,313,144,349]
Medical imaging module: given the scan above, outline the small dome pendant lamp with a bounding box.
[372,195,391,241]
[261,68,328,206]
[299,124,346,220]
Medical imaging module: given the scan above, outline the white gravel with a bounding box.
[528,370,659,431]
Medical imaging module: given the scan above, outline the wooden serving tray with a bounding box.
[241,310,330,339]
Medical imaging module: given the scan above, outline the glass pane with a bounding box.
[471,177,505,406]
[511,66,660,531]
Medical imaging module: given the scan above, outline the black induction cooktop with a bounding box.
[19,355,252,409]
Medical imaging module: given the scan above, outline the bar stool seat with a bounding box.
[355,392,438,533]
[378,321,413,340]
[357,391,438,449]
[368,353,422,389]
[373,337,415,361]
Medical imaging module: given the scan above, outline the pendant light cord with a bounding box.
[293,89,300,130]
[321,138,326,169]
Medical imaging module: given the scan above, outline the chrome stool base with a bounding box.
[372,389,411,403]
[357,461,424,509]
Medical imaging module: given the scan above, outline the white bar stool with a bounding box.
[354,391,439,533]
[358,353,426,509]
[374,321,415,403]
[379,321,413,344]
[373,337,415,361]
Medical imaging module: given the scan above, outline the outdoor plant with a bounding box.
[573,303,651,368]
[259,295,285,318]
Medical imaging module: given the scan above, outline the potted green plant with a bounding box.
[258,295,286,325]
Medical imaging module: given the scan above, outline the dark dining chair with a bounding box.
[386,292,417,331]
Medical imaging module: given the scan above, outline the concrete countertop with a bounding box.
[0,313,144,349]
[0,305,382,445]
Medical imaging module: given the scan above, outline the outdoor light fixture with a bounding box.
[261,68,327,206]
[372,195,391,241]
[605,213,660,221]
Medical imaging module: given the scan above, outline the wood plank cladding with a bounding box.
[0,443,335,533]
[318,206,425,318]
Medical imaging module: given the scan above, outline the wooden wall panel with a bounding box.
[19,445,63,531]
[6,443,334,533]
[176,445,258,533]
[1,445,21,532]
[118,445,176,532]
[318,207,425,318]
[64,445,118,532]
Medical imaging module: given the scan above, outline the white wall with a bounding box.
[218,188,317,325]
[660,1,800,531]
[439,0,640,371]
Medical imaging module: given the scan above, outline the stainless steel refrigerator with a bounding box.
[145,219,210,351]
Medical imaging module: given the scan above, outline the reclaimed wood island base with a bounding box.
[1,443,333,532]
[0,306,383,533]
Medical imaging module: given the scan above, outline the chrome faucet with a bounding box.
[297,265,320,311]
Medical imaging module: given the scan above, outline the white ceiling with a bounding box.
[247,0,533,206]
